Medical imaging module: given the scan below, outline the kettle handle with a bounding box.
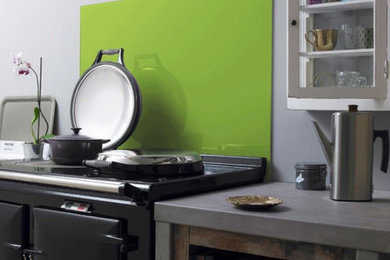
[374,130,389,173]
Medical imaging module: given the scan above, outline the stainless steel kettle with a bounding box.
[313,105,389,201]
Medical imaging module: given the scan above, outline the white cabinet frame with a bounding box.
[287,0,388,110]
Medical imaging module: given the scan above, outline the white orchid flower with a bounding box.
[10,52,49,144]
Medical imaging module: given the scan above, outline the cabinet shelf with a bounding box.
[300,49,374,59]
[300,0,373,14]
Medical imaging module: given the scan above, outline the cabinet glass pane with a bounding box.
[298,1,374,91]
[299,56,373,89]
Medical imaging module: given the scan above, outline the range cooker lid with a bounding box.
[70,49,141,150]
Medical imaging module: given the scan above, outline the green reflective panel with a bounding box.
[80,0,272,161]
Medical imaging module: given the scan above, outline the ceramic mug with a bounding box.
[305,29,338,51]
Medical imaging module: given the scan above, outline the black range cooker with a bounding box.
[0,154,266,260]
[0,49,266,259]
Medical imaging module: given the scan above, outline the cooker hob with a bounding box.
[0,155,266,206]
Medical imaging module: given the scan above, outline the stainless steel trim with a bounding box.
[201,154,264,167]
[129,183,151,191]
[0,170,125,194]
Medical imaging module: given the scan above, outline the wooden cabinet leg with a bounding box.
[156,222,173,260]
[173,225,190,260]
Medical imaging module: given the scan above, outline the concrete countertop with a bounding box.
[154,182,390,254]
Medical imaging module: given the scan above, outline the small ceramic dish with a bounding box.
[226,195,283,210]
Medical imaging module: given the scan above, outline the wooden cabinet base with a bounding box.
[172,225,356,260]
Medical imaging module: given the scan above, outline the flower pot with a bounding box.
[24,142,45,159]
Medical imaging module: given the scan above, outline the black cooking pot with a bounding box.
[44,128,109,165]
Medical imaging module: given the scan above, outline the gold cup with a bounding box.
[305,29,338,51]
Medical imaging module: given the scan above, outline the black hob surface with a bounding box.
[0,155,266,205]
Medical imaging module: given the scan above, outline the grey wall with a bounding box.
[0,0,116,136]
[272,0,390,191]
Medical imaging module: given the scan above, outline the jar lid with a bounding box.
[295,162,327,171]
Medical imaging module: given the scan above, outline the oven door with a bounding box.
[0,201,25,260]
[29,207,137,260]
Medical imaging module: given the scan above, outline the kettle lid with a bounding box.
[334,104,371,117]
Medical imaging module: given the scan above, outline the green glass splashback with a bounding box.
[80,0,272,159]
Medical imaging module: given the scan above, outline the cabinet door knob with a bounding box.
[291,20,297,26]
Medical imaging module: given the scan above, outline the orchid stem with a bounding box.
[30,57,46,143]
[38,57,42,141]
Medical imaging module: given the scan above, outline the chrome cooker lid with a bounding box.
[70,49,141,150]
[96,149,202,165]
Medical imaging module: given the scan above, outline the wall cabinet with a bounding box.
[287,0,388,110]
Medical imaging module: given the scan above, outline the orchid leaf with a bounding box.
[31,106,40,144]
[41,134,55,140]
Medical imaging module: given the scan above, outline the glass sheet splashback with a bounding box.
[80,0,272,159]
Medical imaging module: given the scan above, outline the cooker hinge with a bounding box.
[124,183,149,204]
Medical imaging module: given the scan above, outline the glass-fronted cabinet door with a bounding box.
[287,0,387,109]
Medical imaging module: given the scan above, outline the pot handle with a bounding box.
[83,159,112,169]
[93,48,124,66]
[374,130,389,173]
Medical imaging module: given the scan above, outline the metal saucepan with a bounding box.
[44,128,109,165]
[83,150,204,176]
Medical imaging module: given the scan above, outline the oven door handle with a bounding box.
[23,248,44,255]
[4,243,42,260]
[102,234,138,253]
[4,242,23,250]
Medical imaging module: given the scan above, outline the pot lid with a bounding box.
[70,49,141,150]
[49,128,106,141]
